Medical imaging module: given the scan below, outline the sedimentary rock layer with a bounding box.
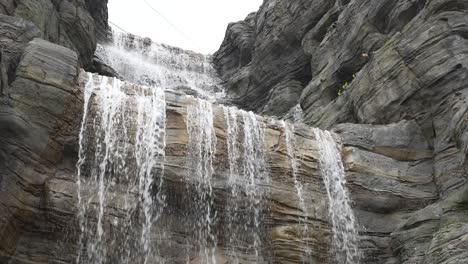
[0,0,109,69]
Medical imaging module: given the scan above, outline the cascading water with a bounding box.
[241,110,270,261]
[314,129,360,263]
[186,98,218,263]
[223,106,242,263]
[223,107,271,263]
[76,76,167,263]
[96,32,223,100]
[75,29,361,263]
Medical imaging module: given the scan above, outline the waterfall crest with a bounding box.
[96,32,224,100]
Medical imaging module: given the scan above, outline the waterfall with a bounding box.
[314,129,360,263]
[222,107,270,262]
[75,74,360,262]
[134,84,167,263]
[223,106,242,263]
[241,110,270,261]
[283,121,311,261]
[75,31,361,263]
[76,76,167,263]
[96,32,223,100]
[76,73,96,264]
[186,98,218,263]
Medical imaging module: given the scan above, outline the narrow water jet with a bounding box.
[76,73,96,264]
[314,128,360,264]
[241,110,270,261]
[283,121,311,261]
[223,106,242,263]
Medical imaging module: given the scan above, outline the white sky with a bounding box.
[108,0,263,54]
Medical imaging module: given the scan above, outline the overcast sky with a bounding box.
[108,0,262,54]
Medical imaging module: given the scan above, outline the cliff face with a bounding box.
[0,37,83,262]
[0,38,332,261]
[214,0,468,263]
[85,0,110,43]
[0,0,467,263]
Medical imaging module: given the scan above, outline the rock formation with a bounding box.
[85,0,110,43]
[214,0,468,263]
[0,0,110,70]
[0,37,83,262]
[0,37,332,261]
[0,0,467,263]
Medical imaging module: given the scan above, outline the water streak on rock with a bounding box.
[314,129,360,264]
[241,110,270,261]
[283,121,310,261]
[76,76,167,263]
[186,97,218,263]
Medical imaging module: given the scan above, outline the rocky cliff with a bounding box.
[0,36,331,262]
[214,0,468,263]
[0,0,467,263]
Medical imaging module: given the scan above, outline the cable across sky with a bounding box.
[142,0,202,51]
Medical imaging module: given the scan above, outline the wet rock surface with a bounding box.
[0,53,334,262]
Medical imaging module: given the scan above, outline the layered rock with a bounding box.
[214,0,468,263]
[0,0,109,69]
[0,38,83,262]
[213,1,324,116]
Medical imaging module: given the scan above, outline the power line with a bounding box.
[142,0,202,51]
[109,20,129,33]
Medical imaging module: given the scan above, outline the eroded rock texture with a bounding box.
[0,0,467,263]
[214,0,468,263]
[0,0,109,69]
[85,0,110,43]
[0,38,83,262]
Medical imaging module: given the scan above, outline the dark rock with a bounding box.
[85,0,110,43]
[90,54,119,78]
[214,0,468,262]
[0,38,82,262]
[8,0,108,69]
[0,0,16,15]
[213,0,335,115]
[0,15,40,95]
